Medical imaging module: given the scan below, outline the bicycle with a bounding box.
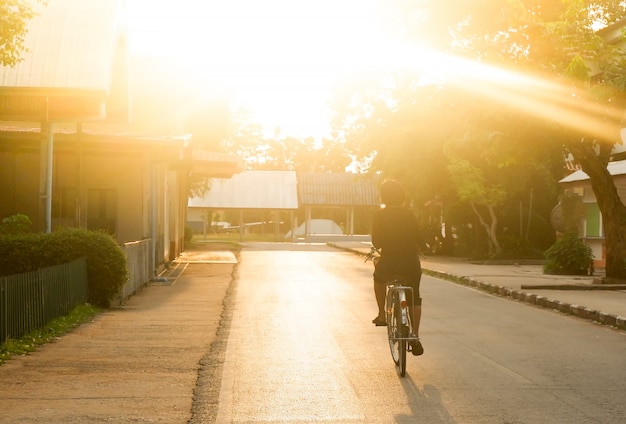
[365,246,420,377]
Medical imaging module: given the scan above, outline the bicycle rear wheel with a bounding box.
[386,290,400,367]
[386,290,407,376]
[396,302,407,377]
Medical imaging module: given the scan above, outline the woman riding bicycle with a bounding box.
[371,179,425,356]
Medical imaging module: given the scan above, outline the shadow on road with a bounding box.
[396,378,458,424]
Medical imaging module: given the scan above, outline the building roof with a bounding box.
[0,0,125,92]
[188,171,299,210]
[297,172,380,206]
[560,159,626,183]
[0,0,129,121]
[597,19,626,46]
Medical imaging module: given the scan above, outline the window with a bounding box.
[584,203,601,238]
[52,187,77,220]
[87,188,117,235]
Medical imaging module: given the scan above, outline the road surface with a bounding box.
[212,243,626,423]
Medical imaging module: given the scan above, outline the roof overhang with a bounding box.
[0,90,108,122]
[190,150,242,179]
[560,159,626,184]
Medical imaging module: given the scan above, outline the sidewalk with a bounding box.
[330,241,626,331]
[0,247,238,424]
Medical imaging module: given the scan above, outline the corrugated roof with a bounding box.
[297,172,380,206]
[0,0,126,93]
[560,159,626,183]
[189,171,299,210]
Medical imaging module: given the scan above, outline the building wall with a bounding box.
[0,150,40,224]
[0,132,190,272]
[77,153,145,242]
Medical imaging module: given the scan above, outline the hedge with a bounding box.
[0,228,128,308]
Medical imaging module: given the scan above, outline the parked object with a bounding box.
[286,219,343,237]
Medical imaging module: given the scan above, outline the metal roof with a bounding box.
[0,0,126,93]
[297,172,380,206]
[188,171,299,210]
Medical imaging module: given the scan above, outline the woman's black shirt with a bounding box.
[371,206,422,283]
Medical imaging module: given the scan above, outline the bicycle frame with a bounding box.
[387,284,413,334]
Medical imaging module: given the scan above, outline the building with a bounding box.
[558,160,626,268]
[0,0,240,277]
[188,170,299,240]
[189,171,379,242]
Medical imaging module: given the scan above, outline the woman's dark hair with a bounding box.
[380,179,405,206]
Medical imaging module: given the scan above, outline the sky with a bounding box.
[125,0,418,139]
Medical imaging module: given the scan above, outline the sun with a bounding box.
[126,0,411,138]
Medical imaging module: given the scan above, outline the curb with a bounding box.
[422,269,626,332]
[328,243,626,332]
[520,283,626,290]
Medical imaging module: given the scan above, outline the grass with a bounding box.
[0,303,101,366]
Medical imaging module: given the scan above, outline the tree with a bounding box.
[447,133,507,257]
[489,1,626,276]
[331,69,563,257]
[385,0,626,275]
[0,0,37,67]
[223,113,352,172]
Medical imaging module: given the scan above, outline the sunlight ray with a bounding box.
[415,48,625,145]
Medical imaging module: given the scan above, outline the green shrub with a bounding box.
[543,232,594,275]
[497,233,544,259]
[0,228,127,308]
[0,213,33,235]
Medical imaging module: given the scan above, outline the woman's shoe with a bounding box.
[372,316,387,326]
[409,338,424,356]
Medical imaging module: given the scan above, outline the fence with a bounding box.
[0,258,88,343]
[119,239,152,303]
[1,240,154,342]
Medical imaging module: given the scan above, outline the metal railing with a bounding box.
[0,258,88,343]
[119,239,152,303]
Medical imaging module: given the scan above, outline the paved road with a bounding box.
[215,244,626,423]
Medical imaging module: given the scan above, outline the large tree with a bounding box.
[384,0,626,275]
[0,0,36,67]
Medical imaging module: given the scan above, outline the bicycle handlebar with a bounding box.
[364,246,381,263]
[365,245,427,262]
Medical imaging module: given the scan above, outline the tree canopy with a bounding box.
[331,1,626,262]
[0,0,36,67]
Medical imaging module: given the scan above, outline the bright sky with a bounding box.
[125,0,417,138]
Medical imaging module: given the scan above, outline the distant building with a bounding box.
[188,171,379,242]
[558,160,626,268]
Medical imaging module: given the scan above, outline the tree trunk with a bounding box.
[487,205,502,255]
[579,159,626,278]
[470,202,502,256]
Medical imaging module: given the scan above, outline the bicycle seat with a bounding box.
[385,275,412,285]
